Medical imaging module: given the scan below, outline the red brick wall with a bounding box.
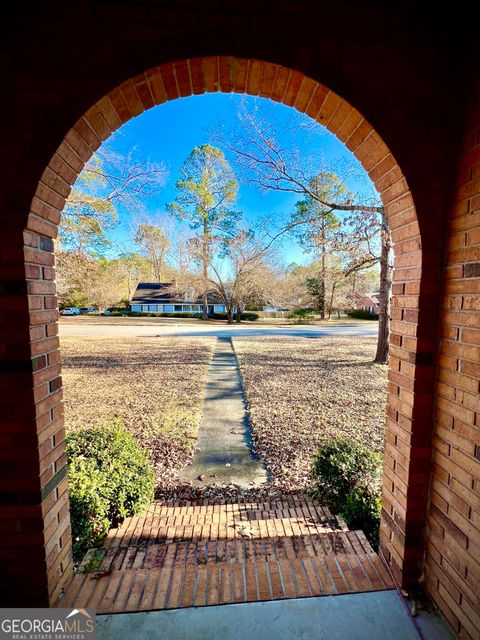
[0,223,71,606]
[425,81,480,640]
[0,4,475,630]
[18,59,441,603]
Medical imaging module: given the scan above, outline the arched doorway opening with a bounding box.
[18,57,432,606]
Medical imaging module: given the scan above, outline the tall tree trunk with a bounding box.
[328,282,336,320]
[227,306,234,324]
[202,283,208,319]
[320,220,326,319]
[154,260,162,283]
[375,211,392,364]
[202,221,209,320]
[235,306,242,323]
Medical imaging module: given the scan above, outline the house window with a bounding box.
[174,305,182,312]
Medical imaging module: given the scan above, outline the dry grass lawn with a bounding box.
[61,336,214,485]
[234,336,388,490]
[61,334,387,495]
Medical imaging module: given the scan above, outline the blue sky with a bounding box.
[99,93,378,265]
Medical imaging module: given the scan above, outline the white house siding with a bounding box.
[132,303,213,313]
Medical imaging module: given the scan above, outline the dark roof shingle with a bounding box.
[131,282,224,305]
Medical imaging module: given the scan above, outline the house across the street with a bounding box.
[130,282,228,315]
[262,305,291,318]
[356,291,380,315]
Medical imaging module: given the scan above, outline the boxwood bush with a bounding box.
[342,481,382,548]
[66,421,155,559]
[311,439,382,548]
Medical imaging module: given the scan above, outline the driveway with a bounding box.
[58,320,378,339]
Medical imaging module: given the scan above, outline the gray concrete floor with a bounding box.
[178,337,267,487]
[96,591,427,640]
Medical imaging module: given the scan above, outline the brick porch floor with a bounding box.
[61,495,394,613]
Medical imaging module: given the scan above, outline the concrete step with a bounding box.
[95,592,427,640]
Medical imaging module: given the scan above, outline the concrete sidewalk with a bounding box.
[178,337,266,487]
[96,590,448,640]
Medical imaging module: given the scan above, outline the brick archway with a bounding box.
[19,57,434,605]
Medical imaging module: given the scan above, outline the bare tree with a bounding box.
[114,252,151,300]
[168,228,197,274]
[213,230,283,323]
[216,105,391,363]
[172,226,285,324]
[56,251,127,311]
[60,141,167,255]
[134,223,171,282]
[57,140,168,310]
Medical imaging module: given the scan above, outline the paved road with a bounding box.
[59,321,378,339]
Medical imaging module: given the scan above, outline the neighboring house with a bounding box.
[262,305,291,318]
[356,292,380,314]
[130,282,228,315]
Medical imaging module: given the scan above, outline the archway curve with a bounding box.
[25,56,428,603]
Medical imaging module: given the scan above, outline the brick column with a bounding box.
[423,80,480,638]
[0,220,72,606]
[379,197,442,587]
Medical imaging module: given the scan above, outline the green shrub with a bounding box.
[211,312,259,321]
[68,457,111,553]
[346,309,379,320]
[66,421,155,559]
[311,439,382,547]
[109,311,260,320]
[288,308,314,323]
[343,481,382,548]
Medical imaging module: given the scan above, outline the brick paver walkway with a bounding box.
[62,495,394,613]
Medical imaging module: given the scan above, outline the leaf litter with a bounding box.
[61,334,387,502]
